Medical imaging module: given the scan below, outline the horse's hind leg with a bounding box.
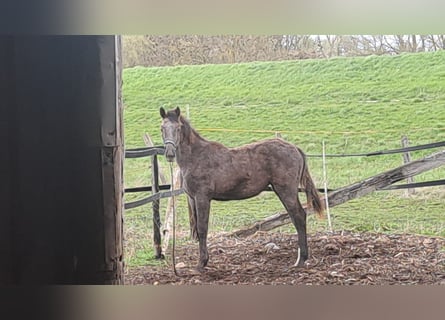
[272,184,308,267]
[187,195,198,241]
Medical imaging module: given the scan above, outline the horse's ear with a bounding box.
[174,107,181,117]
[160,107,167,118]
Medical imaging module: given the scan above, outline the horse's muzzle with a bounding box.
[164,144,176,162]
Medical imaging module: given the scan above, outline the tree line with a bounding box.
[122,35,445,68]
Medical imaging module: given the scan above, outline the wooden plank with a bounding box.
[232,149,445,238]
[124,189,184,209]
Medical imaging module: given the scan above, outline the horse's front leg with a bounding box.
[194,196,211,271]
[187,195,198,241]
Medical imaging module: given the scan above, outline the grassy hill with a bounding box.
[122,51,445,266]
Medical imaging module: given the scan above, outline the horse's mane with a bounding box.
[165,109,206,144]
[179,115,206,144]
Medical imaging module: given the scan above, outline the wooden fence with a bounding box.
[125,146,183,258]
[124,140,445,256]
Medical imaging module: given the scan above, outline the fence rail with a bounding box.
[125,146,165,158]
[124,140,445,211]
[382,179,445,190]
[306,140,445,158]
[124,139,445,258]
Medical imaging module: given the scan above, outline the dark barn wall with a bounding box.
[0,36,124,284]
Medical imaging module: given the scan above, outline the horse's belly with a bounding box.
[212,180,268,201]
[181,167,270,201]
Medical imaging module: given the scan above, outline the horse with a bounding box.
[160,106,324,271]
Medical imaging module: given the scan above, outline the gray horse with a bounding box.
[160,107,324,271]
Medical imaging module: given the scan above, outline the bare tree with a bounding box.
[122,35,445,68]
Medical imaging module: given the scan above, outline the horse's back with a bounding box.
[232,138,303,161]
[229,138,305,179]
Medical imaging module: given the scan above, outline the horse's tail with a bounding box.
[300,151,325,218]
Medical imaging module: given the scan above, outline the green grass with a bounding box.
[122,51,445,267]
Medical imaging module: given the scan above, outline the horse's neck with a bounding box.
[176,127,208,168]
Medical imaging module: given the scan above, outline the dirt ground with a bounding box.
[125,231,445,285]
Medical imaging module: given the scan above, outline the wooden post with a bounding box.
[152,154,163,259]
[0,36,124,284]
[144,133,167,184]
[322,140,332,232]
[401,135,415,195]
[162,167,181,253]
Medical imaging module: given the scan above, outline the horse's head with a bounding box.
[160,107,182,162]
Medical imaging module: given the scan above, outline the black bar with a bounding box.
[125,184,332,195]
[264,186,333,193]
[381,179,445,190]
[125,146,165,158]
[307,140,445,158]
[124,177,444,210]
[124,184,172,193]
[367,141,445,156]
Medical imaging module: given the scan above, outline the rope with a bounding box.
[169,163,179,277]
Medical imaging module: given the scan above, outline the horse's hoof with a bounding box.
[294,261,306,268]
[196,266,206,273]
[196,261,209,272]
[293,248,308,268]
[190,229,199,241]
[293,258,309,268]
[155,253,165,260]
